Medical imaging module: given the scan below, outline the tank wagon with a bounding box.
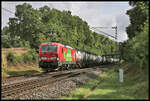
[39,42,118,71]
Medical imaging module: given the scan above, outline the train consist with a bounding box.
[39,42,119,71]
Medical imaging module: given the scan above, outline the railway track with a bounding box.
[2,67,100,98]
[2,64,113,83]
[2,69,81,84]
[2,72,42,84]
[2,65,106,84]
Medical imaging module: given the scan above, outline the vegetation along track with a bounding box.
[2,67,105,98]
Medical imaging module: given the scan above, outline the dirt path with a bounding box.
[81,79,104,100]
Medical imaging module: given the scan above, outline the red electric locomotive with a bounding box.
[39,42,76,71]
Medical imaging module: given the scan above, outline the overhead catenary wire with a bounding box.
[2,7,15,14]
[90,27,116,39]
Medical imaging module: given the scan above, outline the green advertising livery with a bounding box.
[64,49,72,61]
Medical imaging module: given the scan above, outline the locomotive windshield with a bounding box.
[41,45,57,52]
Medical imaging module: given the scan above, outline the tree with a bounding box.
[123,1,149,70]
[126,1,149,39]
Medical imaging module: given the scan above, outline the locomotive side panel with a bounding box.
[71,49,76,62]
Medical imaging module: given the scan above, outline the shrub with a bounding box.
[15,56,23,63]
[22,49,38,63]
[6,51,17,63]
[6,49,38,64]
[22,52,33,63]
[31,49,38,62]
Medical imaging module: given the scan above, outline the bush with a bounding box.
[22,49,38,63]
[6,51,17,63]
[22,52,33,63]
[30,49,38,62]
[6,51,24,64]
[6,49,38,64]
[15,56,23,63]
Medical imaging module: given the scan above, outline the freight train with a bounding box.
[39,42,118,71]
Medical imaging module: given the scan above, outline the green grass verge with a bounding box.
[2,64,43,77]
[60,64,148,100]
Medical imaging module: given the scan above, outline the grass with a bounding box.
[60,63,149,100]
[1,48,43,77]
[2,63,43,77]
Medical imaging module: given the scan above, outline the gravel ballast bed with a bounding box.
[3,68,104,100]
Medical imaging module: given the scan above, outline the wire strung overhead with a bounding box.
[90,26,118,41]
[90,27,116,39]
[2,7,15,14]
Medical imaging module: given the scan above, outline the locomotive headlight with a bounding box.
[57,57,59,60]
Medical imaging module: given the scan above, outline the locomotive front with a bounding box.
[39,43,59,70]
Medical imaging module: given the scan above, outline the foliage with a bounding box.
[6,51,17,63]
[15,55,23,63]
[123,1,149,70]
[22,52,33,63]
[2,3,118,56]
[22,49,38,63]
[126,1,149,39]
[6,49,38,64]
[27,49,39,62]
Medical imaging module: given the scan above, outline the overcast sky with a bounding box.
[2,1,132,42]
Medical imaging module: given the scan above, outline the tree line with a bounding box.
[2,3,118,56]
[122,1,149,71]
